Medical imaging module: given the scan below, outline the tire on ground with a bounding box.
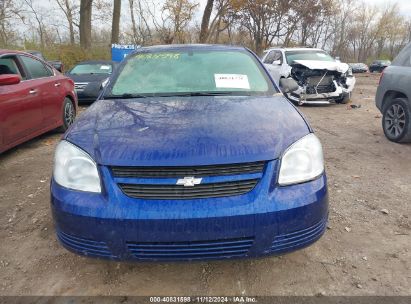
[382,97,411,143]
[58,97,76,132]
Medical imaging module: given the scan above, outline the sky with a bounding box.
[196,0,411,17]
[363,0,411,15]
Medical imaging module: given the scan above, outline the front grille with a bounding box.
[306,84,336,94]
[119,179,259,200]
[306,76,336,94]
[270,218,327,253]
[111,161,265,178]
[57,230,116,258]
[307,75,333,86]
[74,82,88,90]
[126,237,254,260]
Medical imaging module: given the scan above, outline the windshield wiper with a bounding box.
[157,92,243,97]
[105,91,254,99]
[106,93,153,99]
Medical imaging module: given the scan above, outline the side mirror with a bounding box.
[272,60,281,66]
[0,74,21,86]
[279,78,299,93]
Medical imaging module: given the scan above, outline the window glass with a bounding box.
[70,63,113,75]
[19,55,52,79]
[0,58,20,75]
[263,51,276,64]
[273,51,282,63]
[261,50,268,60]
[28,51,45,61]
[264,51,282,64]
[109,50,275,96]
[392,43,411,67]
[45,65,54,76]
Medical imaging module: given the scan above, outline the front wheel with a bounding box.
[58,98,76,132]
[382,97,411,143]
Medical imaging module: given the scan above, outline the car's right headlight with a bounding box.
[278,133,324,186]
[101,78,109,88]
[53,140,101,193]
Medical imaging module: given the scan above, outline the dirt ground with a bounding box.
[0,73,410,296]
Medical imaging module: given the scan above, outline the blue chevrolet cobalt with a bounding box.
[51,45,328,261]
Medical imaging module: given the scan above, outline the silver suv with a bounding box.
[376,43,411,143]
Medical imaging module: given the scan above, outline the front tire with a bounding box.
[59,98,76,132]
[382,97,411,143]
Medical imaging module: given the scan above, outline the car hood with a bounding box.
[65,95,310,166]
[67,74,109,83]
[292,60,349,73]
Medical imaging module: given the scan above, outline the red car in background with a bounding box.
[0,50,77,153]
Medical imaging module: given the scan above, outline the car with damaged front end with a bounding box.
[50,45,328,262]
[262,48,356,105]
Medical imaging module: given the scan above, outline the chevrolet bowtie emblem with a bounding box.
[176,177,202,187]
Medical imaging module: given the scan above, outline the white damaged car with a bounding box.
[262,48,356,105]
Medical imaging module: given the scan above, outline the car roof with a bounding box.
[264,47,325,52]
[0,49,50,62]
[0,49,38,56]
[133,44,247,53]
[75,60,115,65]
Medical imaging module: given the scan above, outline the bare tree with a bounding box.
[128,0,151,45]
[55,0,79,45]
[129,0,139,43]
[240,0,291,55]
[0,0,23,47]
[153,0,198,44]
[80,0,92,50]
[199,0,214,43]
[111,0,121,44]
[23,0,46,49]
[207,0,237,43]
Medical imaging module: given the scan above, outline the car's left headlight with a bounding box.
[278,133,324,186]
[53,140,101,193]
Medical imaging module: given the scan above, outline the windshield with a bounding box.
[285,50,335,64]
[108,50,274,97]
[70,63,112,75]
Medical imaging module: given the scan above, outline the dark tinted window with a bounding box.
[392,43,411,67]
[19,56,52,79]
[0,57,20,75]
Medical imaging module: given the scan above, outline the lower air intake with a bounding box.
[126,237,255,260]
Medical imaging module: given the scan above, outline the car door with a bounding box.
[18,55,62,127]
[0,55,43,149]
[263,50,283,83]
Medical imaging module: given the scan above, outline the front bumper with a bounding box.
[286,76,356,105]
[75,82,103,102]
[75,90,99,102]
[51,161,329,261]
